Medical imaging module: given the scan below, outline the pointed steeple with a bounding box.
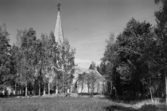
[54,3,64,44]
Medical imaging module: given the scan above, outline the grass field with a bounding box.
[0,97,167,111]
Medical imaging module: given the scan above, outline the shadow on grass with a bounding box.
[104,105,160,111]
[105,105,137,111]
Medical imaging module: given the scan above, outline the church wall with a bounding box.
[77,81,105,94]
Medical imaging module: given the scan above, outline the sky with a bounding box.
[0,0,160,69]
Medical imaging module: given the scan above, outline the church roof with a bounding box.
[74,66,105,81]
[54,3,64,44]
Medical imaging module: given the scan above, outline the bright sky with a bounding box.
[0,0,160,69]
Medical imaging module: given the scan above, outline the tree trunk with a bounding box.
[113,86,118,99]
[149,78,154,102]
[14,83,17,96]
[88,87,89,94]
[81,84,83,94]
[25,85,28,97]
[32,90,34,95]
[149,87,153,103]
[19,88,21,96]
[160,73,164,98]
[43,84,46,95]
[39,83,41,96]
[103,81,105,94]
[48,83,50,95]
[110,82,113,95]
[165,68,167,105]
[55,86,58,94]
[70,83,73,93]
[55,79,59,94]
[92,85,94,97]
[63,72,65,94]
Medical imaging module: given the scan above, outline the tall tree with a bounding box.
[17,28,37,96]
[10,45,21,95]
[101,18,159,99]
[78,72,86,94]
[155,0,167,105]
[52,39,75,94]
[0,24,11,89]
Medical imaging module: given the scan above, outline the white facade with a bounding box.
[72,67,106,94]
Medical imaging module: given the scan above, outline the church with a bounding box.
[53,3,106,95]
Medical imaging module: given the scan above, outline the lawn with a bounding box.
[0,97,167,111]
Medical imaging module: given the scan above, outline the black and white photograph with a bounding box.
[0,0,167,111]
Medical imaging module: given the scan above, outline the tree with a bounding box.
[154,0,167,105]
[0,24,76,97]
[16,28,37,96]
[85,71,98,96]
[101,18,159,100]
[0,24,11,90]
[45,31,56,95]
[35,34,51,95]
[10,45,21,95]
[52,39,75,94]
[61,40,75,93]
[78,72,86,94]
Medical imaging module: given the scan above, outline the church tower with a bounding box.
[54,3,64,45]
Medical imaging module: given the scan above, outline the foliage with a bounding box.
[0,25,11,88]
[101,18,161,99]
[87,71,98,94]
[51,39,75,93]
[77,72,86,93]
[0,24,75,96]
[154,0,167,105]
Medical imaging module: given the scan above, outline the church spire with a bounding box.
[54,3,64,44]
